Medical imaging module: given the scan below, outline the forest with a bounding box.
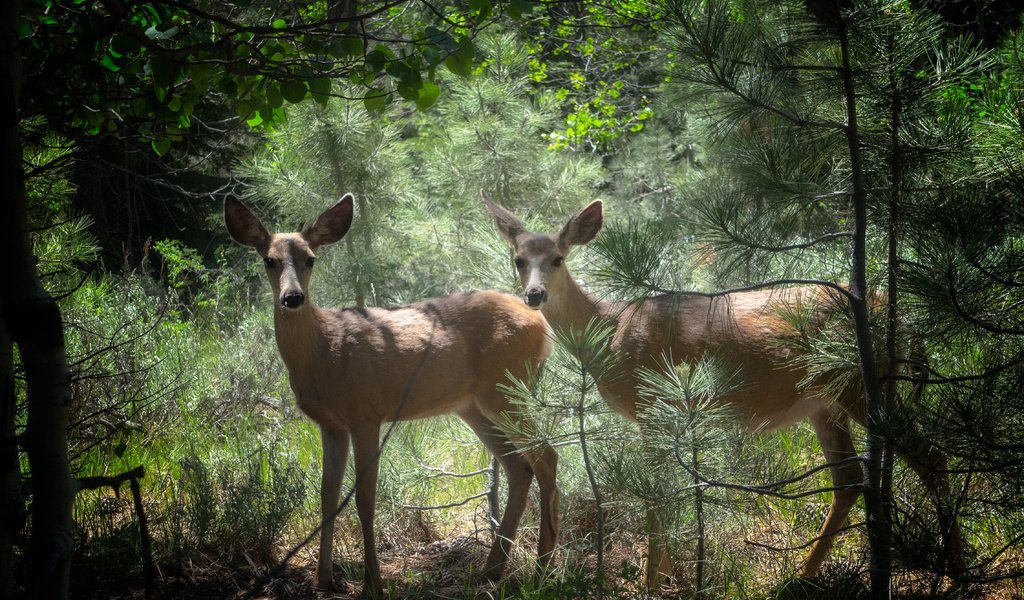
[3,0,1024,598]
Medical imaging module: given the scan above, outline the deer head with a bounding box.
[481,190,603,309]
[225,194,354,311]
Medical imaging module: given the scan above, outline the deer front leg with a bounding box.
[351,425,384,598]
[315,427,350,590]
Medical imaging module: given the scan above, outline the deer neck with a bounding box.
[273,304,328,377]
[542,269,610,337]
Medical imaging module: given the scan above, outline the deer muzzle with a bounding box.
[281,291,305,309]
[524,287,547,308]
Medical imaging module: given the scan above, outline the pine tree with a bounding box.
[657,0,1024,594]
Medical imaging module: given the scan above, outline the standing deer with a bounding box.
[225,195,559,597]
[483,193,961,589]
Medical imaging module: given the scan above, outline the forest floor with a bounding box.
[68,534,1024,600]
[70,534,676,599]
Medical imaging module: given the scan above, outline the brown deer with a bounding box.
[483,193,961,588]
[225,195,560,597]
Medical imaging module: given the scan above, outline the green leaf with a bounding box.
[145,24,180,41]
[416,81,440,111]
[151,138,171,156]
[348,66,376,86]
[422,47,441,67]
[366,49,389,73]
[363,88,388,113]
[371,44,396,60]
[109,33,141,57]
[280,80,307,103]
[100,54,120,72]
[329,37,364,58]
[150,57,178,90]
[218,75,239,96]
[269,106,287,126]
[308,78,331,106]
[271,18,287,29]
[266,84,284,108]
[443,38,475,77]
[508,0,534,19]
[468,0,492,19]
[397,82,419,101]
[425,27,459,52]
[386,59,420,85]
[236,100,254,119]
[189,63,215,94]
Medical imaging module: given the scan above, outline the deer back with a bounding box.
[600,286,847,430]
[275,290,552,430]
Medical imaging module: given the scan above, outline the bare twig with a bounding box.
[403,491,489,511]
[745,521,866,552]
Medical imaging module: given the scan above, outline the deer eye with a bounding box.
[514,257,526,269]
[263,257,275,269]
[553,257,564,267]
[306,257,315,268]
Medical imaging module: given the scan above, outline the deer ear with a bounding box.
[559,200,603,248]
[304,194,354,249]
[481,190,528,246]
[225,197,271,250]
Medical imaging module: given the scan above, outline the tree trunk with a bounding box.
[328,0,359,24]
[1,1,76,597]
[838,20,891,600]
[0,326,21,598]
[882,34,902,547]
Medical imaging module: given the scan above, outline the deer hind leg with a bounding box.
[644,507,673,590]
[526,438,559,569]
[350,425,384,598]
[890,416,964,577]
[315,427,350,591]
[462,404,560,580]
[799,410,864,578]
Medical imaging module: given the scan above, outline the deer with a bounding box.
[225,194,560,598]
[483,193,962,589]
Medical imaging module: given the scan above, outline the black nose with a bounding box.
[281,292,305,309]
[525,288,547,308]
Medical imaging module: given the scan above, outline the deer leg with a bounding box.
[351,425,384,598]
[480,407,559,571]
[315,427,350,590]
[890,418,964,577]
[799,410,863,578]
[644,508,673,589]
[526,442,559,570]
[639,433,672,590]
[461,407,534,581]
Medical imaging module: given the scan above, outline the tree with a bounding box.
[658,0,1024,595]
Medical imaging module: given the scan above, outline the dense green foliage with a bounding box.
[6,0,1024,598]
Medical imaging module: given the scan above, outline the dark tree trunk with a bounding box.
[328,0,359,23]
[0,326,21,598]
[1,1,76,597]
[838,20,891,600]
